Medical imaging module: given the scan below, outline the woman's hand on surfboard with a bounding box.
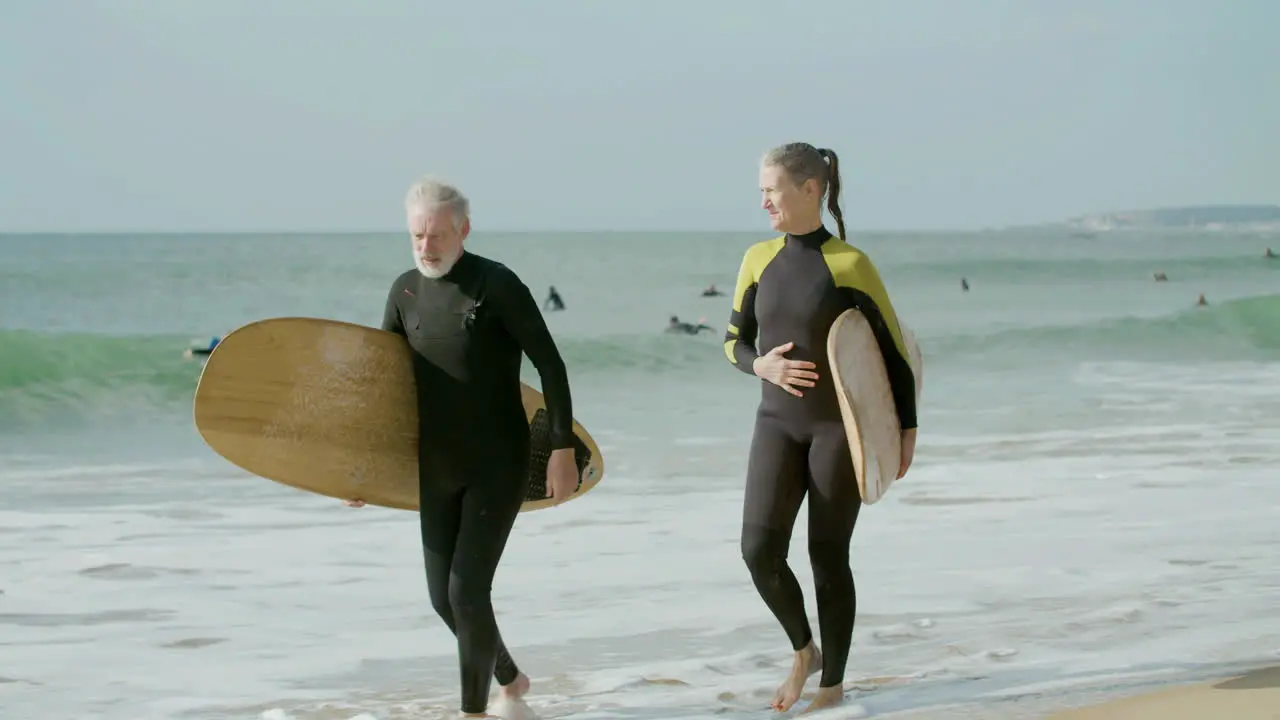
[545,448,579,505]
[343,499,366,508]
[752,342,818,397]
[897,428,917,479]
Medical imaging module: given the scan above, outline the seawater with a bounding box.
[1,230,1278,719]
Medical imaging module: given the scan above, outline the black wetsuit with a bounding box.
[382,251,574,715]
[722,227,917,688]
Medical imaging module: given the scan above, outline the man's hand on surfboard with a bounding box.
[343,499,366,508]
[752,342,818,397]
[897,428,917,479]
[546,448,579,505]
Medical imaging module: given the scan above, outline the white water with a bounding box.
[3,360,1279,720]
[4,231,1278,717]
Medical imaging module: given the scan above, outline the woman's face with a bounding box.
[759,163,819,234]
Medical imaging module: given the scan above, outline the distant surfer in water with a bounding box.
[543,285,565,311]
[722,143,917,714]
[666,315,713,335]
[1266,247,1275,259]
[183,334,223,359]
[702,283,724,297]
[346,176,582,719]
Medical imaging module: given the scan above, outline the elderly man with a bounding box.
[345,176,581,718]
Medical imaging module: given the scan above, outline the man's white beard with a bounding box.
[414,248,461,279]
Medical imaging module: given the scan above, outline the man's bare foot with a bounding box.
[499,673,531,701]
[800,684,844,714]
[770,642,822,712]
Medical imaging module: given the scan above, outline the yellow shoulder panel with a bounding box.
[724,236,786,364]
[730,235,786,313]
[822,241,911,364]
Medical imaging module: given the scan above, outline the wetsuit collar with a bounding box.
[786,226,833,250]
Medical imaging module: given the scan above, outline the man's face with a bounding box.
[408,205,469,278]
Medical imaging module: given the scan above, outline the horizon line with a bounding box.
[0,225,1045,236]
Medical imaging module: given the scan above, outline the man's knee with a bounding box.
[428,581,453,621]
[447,573,492,619]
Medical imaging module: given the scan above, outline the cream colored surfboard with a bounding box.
[192,317,605,512]
[826,310,924,505]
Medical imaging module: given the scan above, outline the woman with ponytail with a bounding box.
[720,143,918,713]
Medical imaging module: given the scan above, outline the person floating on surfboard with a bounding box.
[344,176,583,719]
[183,333,226,359]
[721,143,918,714]
[665,315,713,335]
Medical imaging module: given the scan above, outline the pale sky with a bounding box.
[2,0,1276,232]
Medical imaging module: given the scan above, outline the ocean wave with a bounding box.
[0,331,202,430]
[0,327,729,430]
[892,252,1279,282]
[926,292,1280,361]
[1,293,1276,429]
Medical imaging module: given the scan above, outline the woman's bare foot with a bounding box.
[771,642,822,712]
[499,673,531,701]
[800,684,844,714]
[484,674,537,719]
[457,675,534,719]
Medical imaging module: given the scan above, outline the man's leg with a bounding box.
[449,478,527,716]
[420,486,463,628]
[419,486,520,690]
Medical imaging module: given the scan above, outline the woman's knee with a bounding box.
[807,538,852,585]
[742,525,784,576]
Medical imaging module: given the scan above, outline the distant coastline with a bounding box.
[1038,204,1280,233]
[3,204,1279,236]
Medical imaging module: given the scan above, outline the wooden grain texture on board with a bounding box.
[192,317,604,512]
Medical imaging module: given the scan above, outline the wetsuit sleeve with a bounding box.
[723,250,761,376]
[489,266,575,450]
[382,281,406,336]
[837,254,918,430]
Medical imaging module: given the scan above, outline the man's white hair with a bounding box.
[404,176,470,231]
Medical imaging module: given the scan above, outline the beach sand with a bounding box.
[1047,665,1280,719]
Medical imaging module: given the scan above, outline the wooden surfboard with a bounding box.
[192,317,605,512]
[826,310,924,505]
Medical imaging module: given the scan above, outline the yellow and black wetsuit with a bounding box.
[723,226,916,688]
